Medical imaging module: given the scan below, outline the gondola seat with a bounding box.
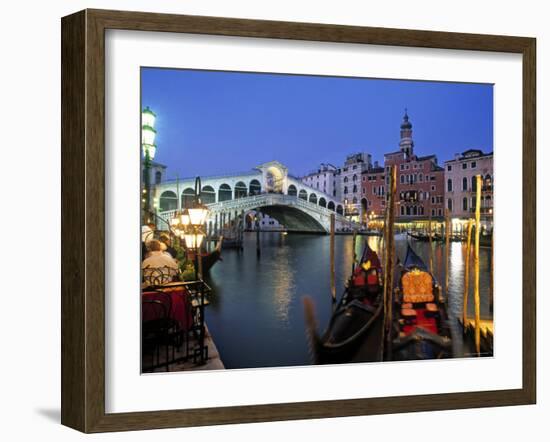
[401,308,417,325]
[401,269,434,304]
[425,303,438,312]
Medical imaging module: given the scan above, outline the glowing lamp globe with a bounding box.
[188,206,209,226]
[184,233,204,250]
[142,124,157,147]
[142,106,156,128]
[180,210,191,227]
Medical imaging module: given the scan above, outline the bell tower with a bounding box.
[399,109,414,159]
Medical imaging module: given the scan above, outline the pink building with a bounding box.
[444,149,493,221]
[361,163,385,222]
[383,112,445,221]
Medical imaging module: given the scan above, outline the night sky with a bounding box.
[141,68,493,180]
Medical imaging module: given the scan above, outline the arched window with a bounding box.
[352,197,357,204]
[471,176,477,192]
[287,184,297,196]
[447,198,453,212]
[309,193,318,204]
[218,184,232,202]
[200,185,216,204]
[336,205,344,215]
[352,185,357,193]
[159,190,177,212]
[447,178,453,192]
[413,206,417,215]
[181,188,195,208]
[234,181,247,199]
[298,189,308,201]
[400,205,405,216]
[352,174,357,181]
[155,171,162,185]
[462,197,468,211]
[249,179,261,196]
[318,197,327,208]
[343,176,348,183]
[328,201,335,211]
[462,177,468,191]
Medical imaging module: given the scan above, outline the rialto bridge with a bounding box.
[154,161,358,233]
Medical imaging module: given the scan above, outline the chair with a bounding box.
[142,293,180,372]
[142,300,171,371]
[142,265,179,287]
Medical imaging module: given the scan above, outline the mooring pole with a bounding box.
[474,175,482,355]
[352,229,357,274]
[256,211,261,258]
[383,165,397,361]
[330,213,336,302]
[428,201,434,275]
[445,208,451,299]
[463,219,473,328]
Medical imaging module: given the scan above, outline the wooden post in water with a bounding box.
[256,211,261,258]
[330,213,336,301]
[463,219,473,327]
[428,203,434,275]
[383,165,397,361]
[445,208,451,298]
[489,245,494,313]
[352,229,357,273]
[474,175,482,355]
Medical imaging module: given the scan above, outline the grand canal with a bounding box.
[205,232,493,369]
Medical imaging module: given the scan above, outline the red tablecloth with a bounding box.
[142,288,193,331]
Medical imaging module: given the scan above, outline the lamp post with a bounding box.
[142,106,157,223]
[171,177,210,364]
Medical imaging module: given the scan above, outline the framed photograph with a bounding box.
[61,9,536,433]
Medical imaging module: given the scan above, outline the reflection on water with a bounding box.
[206,232,492,369]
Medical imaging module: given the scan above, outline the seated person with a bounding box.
[159,234,178,259]
[142,239,179,285]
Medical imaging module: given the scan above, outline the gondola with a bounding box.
[389,244,452,360]
[187,239,223,274]
[303,243,384,364]
[407,231,430,241]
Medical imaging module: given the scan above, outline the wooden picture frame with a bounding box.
[61,8,536,433]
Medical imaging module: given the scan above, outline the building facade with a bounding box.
[361,163,386,223]
[301,163,340,199]
[340,152,371,221]
[360,111,446,222]
[444,149,493,221]
[384,112,445,220]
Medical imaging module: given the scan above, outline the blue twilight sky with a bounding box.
[141,68,493,180]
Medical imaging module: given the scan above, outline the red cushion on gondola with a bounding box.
[367,273,378,285]
[426,303,438,312]
[401,308,417,318]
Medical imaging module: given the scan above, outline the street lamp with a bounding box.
[170,177,209,276]
[142,106,157,223]
[170,176,210,365]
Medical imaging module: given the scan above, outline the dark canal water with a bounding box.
[205,232,493,369]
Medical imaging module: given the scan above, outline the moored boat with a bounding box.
[304,243,384,364]
[389,244,452,360]
[187,239,223,274]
